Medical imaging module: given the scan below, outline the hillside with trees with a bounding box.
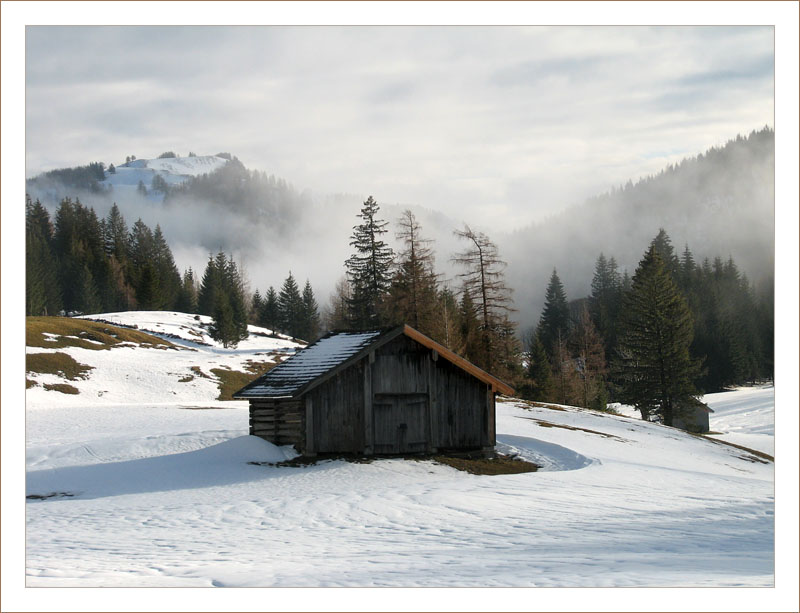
[506,127,775,332]
[521,229,773,423]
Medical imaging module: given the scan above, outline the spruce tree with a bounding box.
[345,196,394,328]
[301,280,321,341]
[278,272,304,338]
[649,228,680,278]
[589,254,622,354]
[616,247,700,425]
[458,289,482,364]
[25,196,62,316]
[176,268,198,313]
[222,255,249,346]
[205,253,248,347]
[197,254,221,316]
[536,269,570,359]
[251,289,264,324]
[259,286,280,333]
[152,225,181,310]
[522,332,554,401]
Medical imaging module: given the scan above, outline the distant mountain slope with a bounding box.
[504,127,774,331]
[100,155,230,201]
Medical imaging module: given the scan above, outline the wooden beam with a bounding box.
[305,396,315,456]
[427,350,438,453]
[363,355,373,455]
[402,325,515,396]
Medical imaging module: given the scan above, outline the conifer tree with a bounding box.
[176,268,198,313]
[431,286,461,352]
[616,246,700,425]
[104,204,129,260]
[197,254,220,316]
[345,196,394,328]
[536,269,570,359]
[325,278,351,333]
[522,332,554,401]
[458,289,482,364]
[203,252,248,347]
[209,293,237,348]
[570,305,608,409]
[278,272,304,338]
[25,196,62,315]
[222,255,249,345]
[589,254,622,354]
[386,210,439,334]
[649,228,680,278]
[152,225,181,310]
[260,286,280,333]
[452,225,515,375]
[251,289,263,324]
[301,280,321,341]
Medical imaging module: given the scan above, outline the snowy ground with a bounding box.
[612,385,775,456]
[24,312,775,589]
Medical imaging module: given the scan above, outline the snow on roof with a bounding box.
[234,330,385,398]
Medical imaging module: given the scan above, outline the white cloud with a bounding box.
[24,25,774,229]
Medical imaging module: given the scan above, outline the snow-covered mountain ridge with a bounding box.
[100,155,229,201]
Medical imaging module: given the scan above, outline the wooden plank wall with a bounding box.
[433,358,486,450]
[307,358,366,453]
[248,334,496,455]
[249,399,304,447]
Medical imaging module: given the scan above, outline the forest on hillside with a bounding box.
[505,127,775,331]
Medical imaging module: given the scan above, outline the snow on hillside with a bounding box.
[24,311,774,588]
[704,386,775,455]
[100,155,228,201]
[612,385,775,456]
[25,311,300,407]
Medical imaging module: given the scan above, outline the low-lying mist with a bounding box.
[26,128,774,336]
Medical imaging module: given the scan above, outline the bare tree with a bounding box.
[386,210,439,334]
[452,225,515,375]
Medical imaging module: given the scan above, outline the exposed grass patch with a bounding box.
[26,378,38,389]
[211,361,277,401]
[26,352,93,381]
[242,359,279,376]
[43,383,80,395]
[211,367,259,401]
[519,416,630,442]
[27,491,75,501]
[697,434,774,463]
[178,375,195,383]
[508,398,567,412]
[431,454,539,475]
[27,317,175,351]
[255,452,538,475]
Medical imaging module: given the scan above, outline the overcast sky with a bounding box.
[25,25,773,228]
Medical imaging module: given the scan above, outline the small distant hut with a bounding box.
[673,397,714,433]
[233,325,514,456]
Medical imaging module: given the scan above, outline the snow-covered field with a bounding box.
[613,385,775,456]
[23,312,775,590]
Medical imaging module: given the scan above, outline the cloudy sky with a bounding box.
[25,24,774,229]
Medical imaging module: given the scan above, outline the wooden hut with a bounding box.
[233,325,514,456]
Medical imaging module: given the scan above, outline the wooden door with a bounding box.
[372,392,428,454]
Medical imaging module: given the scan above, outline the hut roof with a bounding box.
[233,325,515,400]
